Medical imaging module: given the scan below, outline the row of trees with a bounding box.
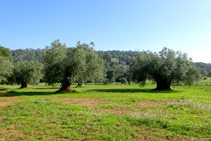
[0,41,202,91]
[0,46,43,88]
[0,40,105,91]
[10,47,211,81]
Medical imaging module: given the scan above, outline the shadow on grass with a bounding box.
[0,89,7,92]
[0,93,15,97]
[31,87,59,89]
[0,87,8,91]
[6,90,74,96]
[87,88,179,93]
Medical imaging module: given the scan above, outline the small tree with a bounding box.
[9,61,43,88]
[0,46,13,83]
[130,47,201,90]
[106,71,115,84]
[121,77,127,84]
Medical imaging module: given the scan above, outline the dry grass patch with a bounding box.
[50,97,103,107]
[0,97,25,107]
[99,99,181,116]
[132,99,180,107]
[101,107,135,116]
[136,134,208,141]
[132,100,161,107]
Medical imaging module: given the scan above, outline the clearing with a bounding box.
[0,82,210,140]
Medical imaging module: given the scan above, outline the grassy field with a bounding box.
[0,79,211,140]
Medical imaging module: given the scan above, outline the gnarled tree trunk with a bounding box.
[155,79,171,90]
[58,77,72,92]
[20,81,27,88]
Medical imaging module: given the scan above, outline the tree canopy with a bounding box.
[130,47,201,90]
[42,40,104,92]
[9,46,211,83]
[0,46,13,83]
[9,61,43,88]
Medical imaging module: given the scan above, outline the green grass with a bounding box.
[0,81,211,140]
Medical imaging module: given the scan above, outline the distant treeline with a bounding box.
[10,48,211,78]
[195,62,211,77]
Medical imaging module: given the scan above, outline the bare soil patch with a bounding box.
[132,99,180,107]
[50,97,103,107]
[100,99,181,116]
[0,97,25,107]
[101,107,136,116]
[136,135,208,141]
[132,100,161,107]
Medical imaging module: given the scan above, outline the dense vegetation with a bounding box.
[195,62,211,77]
[10,47,211,80]
[8,61,43,88]
[42,40,104,92]
[0,41,206,91]
[0,46,13,83]
[130,48,201,90]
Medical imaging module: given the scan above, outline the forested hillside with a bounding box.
[195,62,211,77]
[11,48,43,63]
[10,48,211,79]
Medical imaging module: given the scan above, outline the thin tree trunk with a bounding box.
[126,73,131,85]
[128,79,131,85]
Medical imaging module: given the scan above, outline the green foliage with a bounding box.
[103,78,109,85]
[195,62,211,77]
[130,47,202,90]
[121,77,128,84]
[10,47,211,82]
[8,61,43,87]
[106,71,115,83]
[42,40,67,85]
[43,40,104,89]
[74,41,105,86]
[0,46,13,83]
[0,46,12,61]
[11,48,43,63]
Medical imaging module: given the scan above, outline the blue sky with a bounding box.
[0,0,211,63]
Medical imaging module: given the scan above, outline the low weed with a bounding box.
[0,82,211,140]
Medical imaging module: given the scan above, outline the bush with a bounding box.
[103,78,109,85]
[121,77,127,84]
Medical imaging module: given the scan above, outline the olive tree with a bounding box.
[9,61,43,88]
[75,41,104,87]
[130,47,201,90]
[0,46,13,83]
[42,40,104,92]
